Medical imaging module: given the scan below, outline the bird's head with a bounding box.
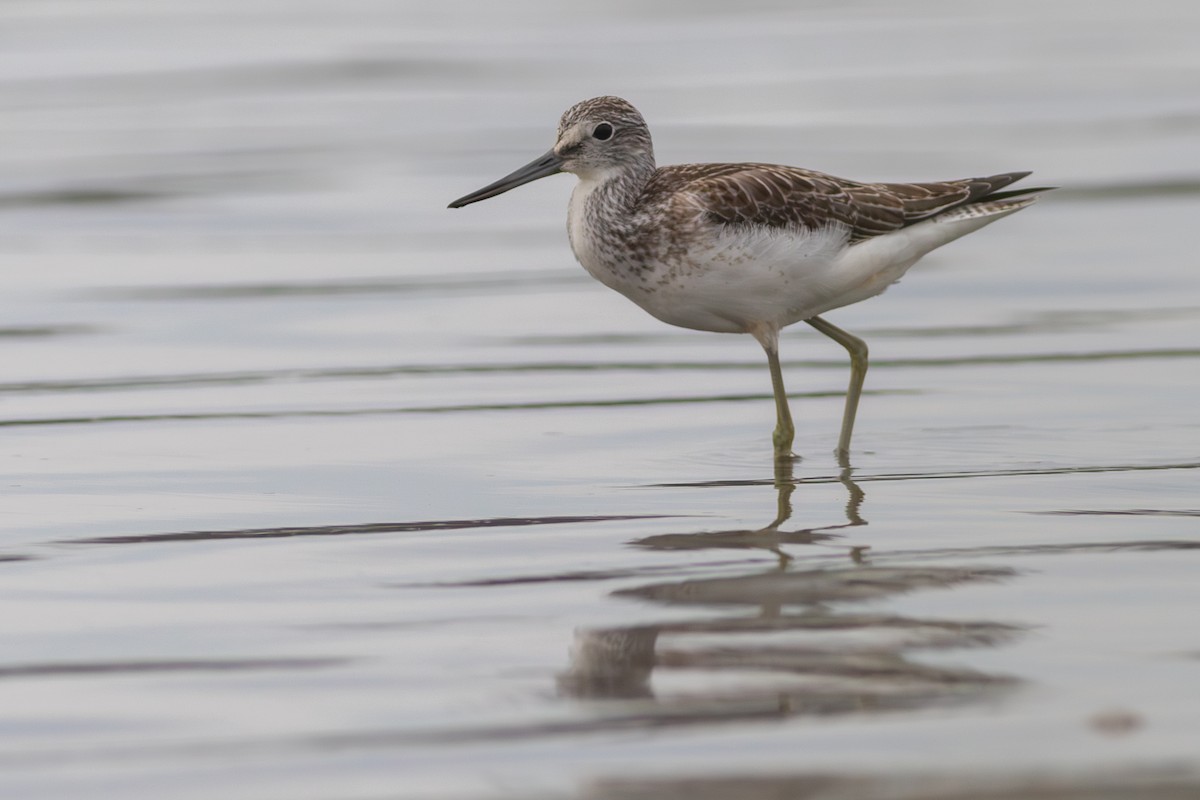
[448,96,654,208]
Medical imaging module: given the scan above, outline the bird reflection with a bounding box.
[559,457,1022,719]
[632,456,865,564]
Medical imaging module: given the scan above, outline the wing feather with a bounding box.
[640,164,1032,244]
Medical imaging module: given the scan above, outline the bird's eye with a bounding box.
[592,123,614,141]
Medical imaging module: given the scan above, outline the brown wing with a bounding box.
[644,164,1031,244]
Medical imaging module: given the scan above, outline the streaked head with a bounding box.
[551,96,654,180]
[448,96,654,209]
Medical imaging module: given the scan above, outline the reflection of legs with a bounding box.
[838,461,866,527]
[767,454,795,531]
[749,324,794,459]
[806,316,868,457]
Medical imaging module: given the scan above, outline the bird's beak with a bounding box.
[447,150,563,208]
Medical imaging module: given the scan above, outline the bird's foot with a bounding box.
[772,435,797,463]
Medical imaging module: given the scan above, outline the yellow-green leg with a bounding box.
[806,315,868,458]
[749,324,794,460]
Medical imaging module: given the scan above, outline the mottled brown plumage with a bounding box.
[642,164,1034,244]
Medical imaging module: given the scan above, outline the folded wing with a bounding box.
[647,163,1034,244]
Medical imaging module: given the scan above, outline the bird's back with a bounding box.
[638,163,1040,245]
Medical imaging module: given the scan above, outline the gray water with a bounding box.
[3,1,1200,798]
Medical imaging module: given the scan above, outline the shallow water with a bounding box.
[2,1,1199,798]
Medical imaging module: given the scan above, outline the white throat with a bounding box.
[567,172,617,265]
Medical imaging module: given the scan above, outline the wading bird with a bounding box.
[449,96,1047,460]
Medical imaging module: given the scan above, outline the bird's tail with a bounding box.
[979,184,1057,203]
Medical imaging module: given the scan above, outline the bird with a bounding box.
[448,96,1049,460]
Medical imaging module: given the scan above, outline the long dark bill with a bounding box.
[447,150,563,208]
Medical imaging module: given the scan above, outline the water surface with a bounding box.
[2,1,1199,798]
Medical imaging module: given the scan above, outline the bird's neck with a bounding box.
[568,161,655,279]
[575,159,655,220]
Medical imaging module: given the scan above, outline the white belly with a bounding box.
[569,205,863,333]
